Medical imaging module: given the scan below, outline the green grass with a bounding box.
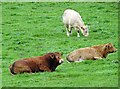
[2,2,118,87]
[0,2,2,89]
[0,61,1,88]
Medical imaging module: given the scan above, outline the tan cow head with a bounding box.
[104,43,117,53]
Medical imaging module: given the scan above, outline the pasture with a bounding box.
[2,2,118,87]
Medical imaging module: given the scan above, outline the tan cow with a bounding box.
[66,43,117,62]
[9,52,64,74]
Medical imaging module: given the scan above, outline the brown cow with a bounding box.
[66,43,117,62]
[9,52,64,74]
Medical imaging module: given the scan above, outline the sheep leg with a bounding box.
[66,27,70,37]
[66,24,72,37]
[69,27,72,35]
[75,27,80,37]
[77,30,80,37]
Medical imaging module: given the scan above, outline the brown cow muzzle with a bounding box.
[59,59,64,64]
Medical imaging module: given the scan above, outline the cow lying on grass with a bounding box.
[66,43,117,62]
[62,9,89,37]
[9,52,64,74]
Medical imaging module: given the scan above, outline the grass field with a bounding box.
[0,2,2,88]
[2,2,118,87]
[0,61,1,88]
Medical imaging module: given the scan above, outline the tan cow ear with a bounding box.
[108,43,112,45]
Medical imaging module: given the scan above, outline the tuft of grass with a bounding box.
[2,2,118,87]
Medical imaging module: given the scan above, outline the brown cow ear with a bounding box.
[55,52,63,56]
[55,52,60,54]
[50,54,55,59]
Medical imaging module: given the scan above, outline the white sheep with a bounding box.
[62,9,89,37]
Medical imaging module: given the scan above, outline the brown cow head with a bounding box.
[50,52,64,64]
[104,43,117,53]
[47,52,64,71]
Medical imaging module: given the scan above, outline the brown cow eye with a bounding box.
[56,56,59,59]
